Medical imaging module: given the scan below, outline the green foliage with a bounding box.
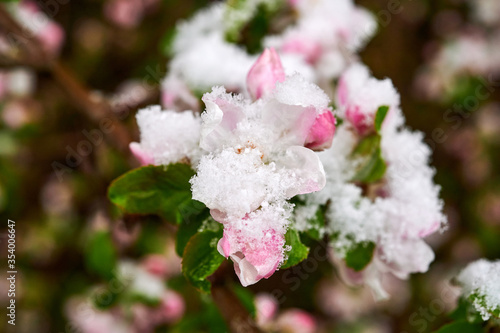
[351,134,387,183]
[224,0,284,54]
[171,298,228,333]
[84,231,117,280]
[344,241,376,271]
[449,297,485,324]
[182,227,224,293]
[433,320,484,333]
[176,201,211,256]
[281,228,310,269]
[374,105,389,133]
[108,164,196,223]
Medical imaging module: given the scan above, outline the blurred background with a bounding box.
[0,0,499,332]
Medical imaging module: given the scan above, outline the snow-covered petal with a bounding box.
[131,106,202,166]
[275,146,326,198]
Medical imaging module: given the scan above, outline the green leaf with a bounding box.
[108,164,196,223]
[160,27,177,56]
[224,0,283,53]
[433,320,483,333]
[344,241,375,271]
[176,201,210,256]
[449,297,485,324]
[351,134,387,183]
[374,105,389,133]
[84,231,117,280]
[182,228,224,293]
[281,228,309,269]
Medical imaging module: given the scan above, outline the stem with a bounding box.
[209,262,263,333]
[0,5,136,152]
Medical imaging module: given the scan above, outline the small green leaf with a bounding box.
[182,228,224,293]
[374,105,389,133]
[281,228,309,269]
[433,320,483,333]
[108,164,196,223]
[449,297,485,324]
[345,241,375,271]
[351,134,387,183]
[176,201,210,256]
[84,231,117,280]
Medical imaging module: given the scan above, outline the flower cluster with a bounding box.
[133,48,335,286]
[456,259,500,320]
[66,256,185,333]
[130,0,446,295]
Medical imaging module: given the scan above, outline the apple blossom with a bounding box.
[190,50,334,285]
[456,259,500,320]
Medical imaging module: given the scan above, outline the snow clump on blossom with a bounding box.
[190,48,335,286]
[456,259,500,320]
[163,0,375,96]
[294,63,446,299]
[265,0,377,81]
[129,106,202,166]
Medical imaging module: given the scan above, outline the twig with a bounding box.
[209,262,263,333]
[0,5,133,152]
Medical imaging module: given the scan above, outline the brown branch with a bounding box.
[0,4,132,152]
[209,262,263,333]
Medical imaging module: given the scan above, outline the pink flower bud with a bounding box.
[247,48,286,100]
[345,105,372,136]
[305,110,336,151]
[255,294,278,326]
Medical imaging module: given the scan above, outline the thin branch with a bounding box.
[0,4,133,152]
[209,262,263,333]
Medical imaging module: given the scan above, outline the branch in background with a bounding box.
[209,262,263,333]
[0,5,161,153]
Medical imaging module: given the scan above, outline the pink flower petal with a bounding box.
[200,88,245,152]
[305,110,336,151]
[129,142,155,166]
[246,48,286,100]
[218,226,285,287]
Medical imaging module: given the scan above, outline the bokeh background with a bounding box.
[0,0,499,332]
